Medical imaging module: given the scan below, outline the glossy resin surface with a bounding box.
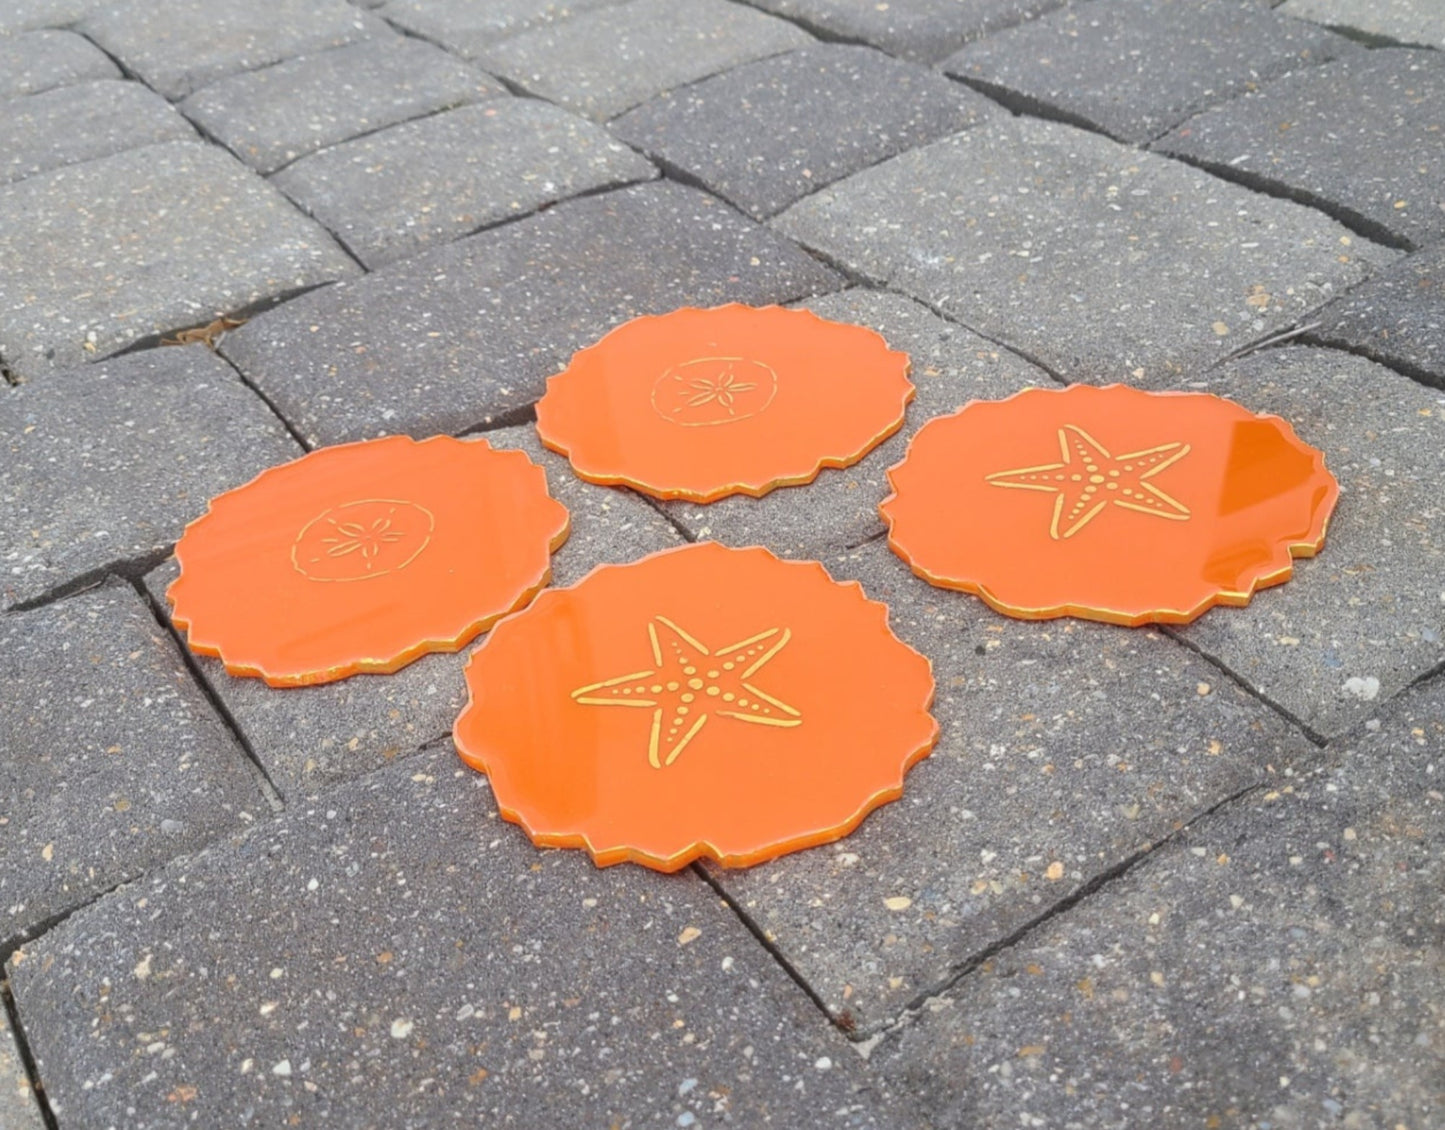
[454,542,938,871]
[535,304,914,502]
[881,384,1338,626]
[169,435,570,685]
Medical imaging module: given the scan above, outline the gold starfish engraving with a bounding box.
[986,425,1191,540]
[570,617,802,770]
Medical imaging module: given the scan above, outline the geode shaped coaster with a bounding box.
[169,435,569,685]
[454,542,938,871]
[881,384,1338,626]
[535,304,914,502]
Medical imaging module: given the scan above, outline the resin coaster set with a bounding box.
[169,305,1338,872]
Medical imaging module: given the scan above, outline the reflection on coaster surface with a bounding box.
[454,542,938,871]
[169,435,570,686]
[882,384,1338,626]
[536,304,914,502]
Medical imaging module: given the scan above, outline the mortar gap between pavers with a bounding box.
[2,873,131,967]
[690,862,851,1038]
[1150,147,1416,253]
[1210,319,1325,367]
[5,551,172,614]
[864,777,1269,1051]
[1162,625,1330,747]
[129,575,287,812]
[212,352,315,452]
[1296,333,1445,393]
[261,96,483,177]
[3,972,61,1130]
[951,74,1126,144]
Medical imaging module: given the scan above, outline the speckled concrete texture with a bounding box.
[1174,347,1445,740]
[473,0,812,120]
[775,115,1397,386]
[869,673,1445,1129]
[1309,241,1445,387]
[943,0,1352,144]
[0,80,195,185]
[612,43,993,220]
[273,100,656,267]
[705,539,1315,1031]
[1281,0,1445,48]
[221,181,840,445]
[0,1009,44,1130]
[0,141,356,380]
[746,0,1065,63]
[8,744,894,1129]
[0,28,117,98]
[1,346,303,608]
[79,0,383,100]
[1156,48,1445,250]
[179,36,503,175]
[0,583,265,953]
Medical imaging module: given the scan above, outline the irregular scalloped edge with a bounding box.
[454,541,940,872]
[167,436,572,687]
[535,304,915,503]
[877,384,1340,628]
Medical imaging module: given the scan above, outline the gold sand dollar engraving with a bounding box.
[650,357,779,427]
[292,499,436,582]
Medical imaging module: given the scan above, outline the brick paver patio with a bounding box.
[1,1,1441,1127]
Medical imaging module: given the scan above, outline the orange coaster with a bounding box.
[881,384,1338,626]
[453,542,938,871]
[535,304,914,502]
[169,435,570,686]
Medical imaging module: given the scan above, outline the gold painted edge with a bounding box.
[172,438,573,686]
[534,303,916,504]
[452,542,942,872]
[878,383,1342,627]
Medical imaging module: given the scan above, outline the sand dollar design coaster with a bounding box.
[881,384,1338,626]
[453,542,938,871]
[169,435,570,686]
[534,304,914,502]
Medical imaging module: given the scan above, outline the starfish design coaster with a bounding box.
[168,435,570,686]
[454,542,937,871]
[986,424,1191,539]
[535,304,914,502]
[881,384,1338,626]
[571,616,801,770]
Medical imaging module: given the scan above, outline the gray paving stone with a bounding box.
[0,1008,44,1130]
[1281,0,1445,48]
[704,538,1314,1032]
[179,36,503,175]
[379,0,627,55]
[611,43,992,221]
[1156,48,1445,251]
[1,346,303,610]
[8,744,891,1129]
[273,100,657,268]
[746,0,1064,64]
[775,115,1398,386]
[0,79,195,186]
[662,288,1051,555]
[0,0,100,34]
[473,0,813,121]
[141,424,683,798]
[0,140,356,381]
[0,583,264,954]
[942,0,1352,145]
[80,0,382,100]
[0,28,117,99]
[1175,346,1445,740]
[870,674,1445,1129]
[222,180,841,446]
[1310,242,1445,388]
